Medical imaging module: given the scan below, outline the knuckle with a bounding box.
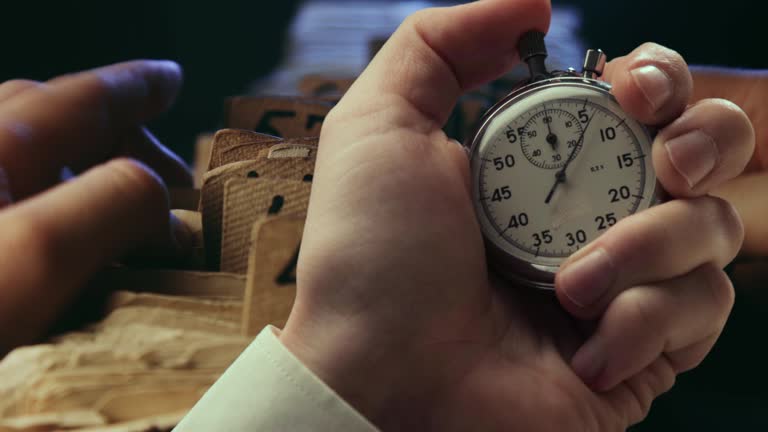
[706,98,748,118]
[636,43,685,67]
[403,8,436,29]
[625,290,666,338]
[697,263,735,321]
[713,99,755,146]
[632,43,691,98]
[705,196,745,261]
[666,344,706,375]
[603,209,664,266]
[0,79,43,95]
[677,352,706,373]
[693,98,753,132]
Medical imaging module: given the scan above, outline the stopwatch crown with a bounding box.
[582,49,607,79]
[518,31,549,81]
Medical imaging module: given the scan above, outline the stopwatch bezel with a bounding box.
[467,76,660,289]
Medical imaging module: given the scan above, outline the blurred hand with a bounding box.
[0,61,191,354]
[280,0,753,430]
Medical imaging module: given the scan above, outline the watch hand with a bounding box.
[544,106,557,149]
[544,169,565,204]
[545,111,594,204]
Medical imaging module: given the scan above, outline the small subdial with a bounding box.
[520,108,583,169]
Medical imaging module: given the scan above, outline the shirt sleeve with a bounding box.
[174,325,379,432]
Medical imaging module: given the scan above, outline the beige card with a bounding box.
[207,129,279,170]
[217,137,318,168]
[219,179,311,274]
[193,133,214,188]
[241,216,305,336]
[200,157,315,270]
[261,142,318,160]
[224,96,332,138]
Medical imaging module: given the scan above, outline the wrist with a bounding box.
[279,314,401,425]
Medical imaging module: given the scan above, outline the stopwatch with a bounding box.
[468,31,661,289]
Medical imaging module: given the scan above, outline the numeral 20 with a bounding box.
[609,186,631,203]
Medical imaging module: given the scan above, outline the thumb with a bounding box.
[691,67,768,170]
[0,158,177,353]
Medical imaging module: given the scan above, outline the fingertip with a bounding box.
[555,244,618,321]
[653,98,755,197]
[571,336,607,390]
[606,43,692,126]
[140,60,184,112]
[51,60,184,122]
[103,60,184,113]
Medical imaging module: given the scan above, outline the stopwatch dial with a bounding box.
[476,97,653,263]
[520,108,584,169]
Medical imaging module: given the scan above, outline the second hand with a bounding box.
[544,109,594,204]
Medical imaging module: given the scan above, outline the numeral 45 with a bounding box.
[492,186,512,202]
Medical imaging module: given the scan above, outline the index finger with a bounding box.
[602,43,692,126]
[0,60,184,199]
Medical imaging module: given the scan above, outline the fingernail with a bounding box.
[571,337,606,388]
[558,248,615,308]
[631,65,673,112]
[664,129,718,188]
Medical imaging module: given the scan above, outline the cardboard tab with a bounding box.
[241,217,305,335]
[217,137,317,168]
[207,129,279,171]
[219,179,310,274]
[200,156,315,270]
[224,96,332,138]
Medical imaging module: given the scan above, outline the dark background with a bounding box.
[2,0,763,161]
[1,0,300,161]
[2,1,766,430]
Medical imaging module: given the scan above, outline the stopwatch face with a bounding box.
[469,80,657,286]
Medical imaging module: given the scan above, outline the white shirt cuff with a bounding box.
[174,325,378,431]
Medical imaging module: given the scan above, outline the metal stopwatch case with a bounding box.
[468,32,660,289]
